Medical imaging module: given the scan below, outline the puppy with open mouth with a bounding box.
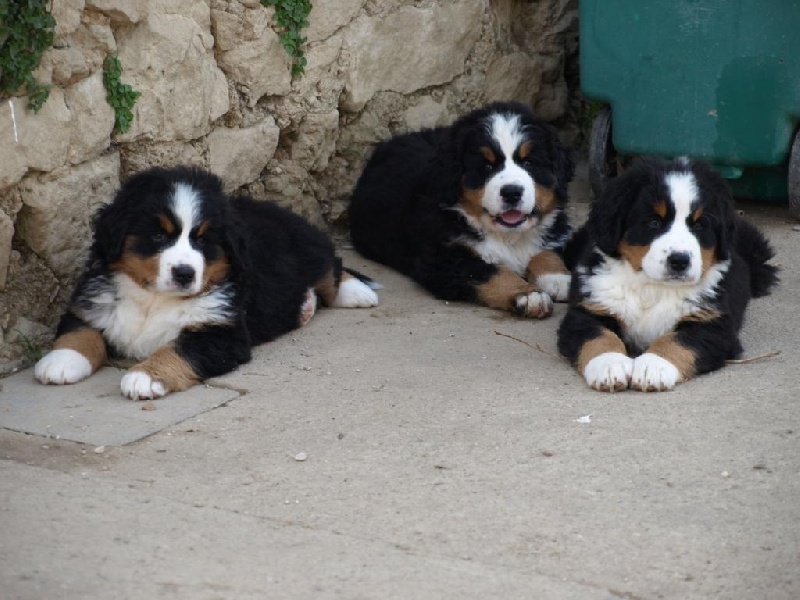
[348,101,575,318]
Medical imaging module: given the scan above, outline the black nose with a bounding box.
[500,184,524,206]
[172,264,196,286]
[667,252,691,273]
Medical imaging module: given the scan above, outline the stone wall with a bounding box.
[0,0,579,369]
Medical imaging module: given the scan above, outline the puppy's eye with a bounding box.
[484,162,494,172]
[692,217,708,231]
[648,218,662,230]
[195,235,206,246]
[520,158,532,169]
[152,233,167,243]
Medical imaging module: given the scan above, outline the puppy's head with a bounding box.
[451,102,574,235]
[588,157,735,284]
[94,166,231,296]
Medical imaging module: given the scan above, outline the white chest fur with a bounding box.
[460,212,560,276]
[77,274,235,360]
[581,256,729,351]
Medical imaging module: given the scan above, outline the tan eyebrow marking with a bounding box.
[158,214,175,234]
[692,207,704,222]
[481,146,496,164]
[518,141,533,159]
[653,200,668,218]
[196,219,211,237]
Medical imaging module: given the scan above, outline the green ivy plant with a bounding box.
[103,54,141,135]
[0,0,56,112]
[261,0,312,76]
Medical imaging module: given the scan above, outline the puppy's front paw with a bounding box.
[536,273,571,302]
[121,370,167,401]
[583,352,634,392]
[334,278,379,308]
[514,290,554,319]
[298,287,317,326]
[35,349,93,385]
[631,353,681,392]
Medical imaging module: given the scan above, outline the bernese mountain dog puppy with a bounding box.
[34,166,379,400]
[558,157,778,392]
[348,101,575,318]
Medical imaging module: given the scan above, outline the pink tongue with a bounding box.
[499,209,525,225]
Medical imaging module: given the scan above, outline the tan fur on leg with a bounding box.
[526,250,568,281]
[131,345,199,393]
[647,333,698,380]
[53,327,107,373]
[476,267,538,311]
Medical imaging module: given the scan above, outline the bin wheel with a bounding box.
[789,128,800,220]
[588,105,618,198]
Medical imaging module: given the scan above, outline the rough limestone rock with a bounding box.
[212,5,292,106]
[484,53,543,105]
[65,71,116,165]
[0,210,13,289]
[120,140,206,174]
[0,0,580,362]
[0,249,60,344]
[52,0,84,37]
[305,0,365,43]
[15,152,121,281]
[291,110,340,173]
[341,2,484,112]
[85,0,148,25]
[208,117,281,191]
[15,88,71,173]
[0,99,28,190]
[402,96,451,131]
[116,7,229,141]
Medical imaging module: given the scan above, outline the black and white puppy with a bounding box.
[35,166,378,400]
[348,101,574,318]
[558,157,778,392]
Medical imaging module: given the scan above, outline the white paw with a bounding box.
[34,349,93,385]
[631,353,682,392]
[298,287,317,326]
[514,290,553,318]
[536,273,571,302]
[120,370,167,401]
[334,278,379,308]
[583,352,634,392]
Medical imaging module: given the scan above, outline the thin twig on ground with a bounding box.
[494,331,563,360]
[726,351,781,365]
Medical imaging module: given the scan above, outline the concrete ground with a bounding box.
[1,174,798,599]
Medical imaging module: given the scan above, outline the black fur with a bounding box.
[58,166,343,380]
[558,157,778,388]
[349,101,574,307]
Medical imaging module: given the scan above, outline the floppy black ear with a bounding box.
[92,198,132,265]
[221,208,251,288]
[547,126,575,201]
[692,161,737,261]
[587,161,651,256]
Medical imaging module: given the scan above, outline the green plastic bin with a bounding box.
[580,0,800,216]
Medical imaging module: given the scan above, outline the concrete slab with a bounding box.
[0,367,240,446]
[0,173,798,599]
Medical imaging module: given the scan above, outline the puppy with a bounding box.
[35,166,379,400]
[348,101,575,318]
[558,157,778,392]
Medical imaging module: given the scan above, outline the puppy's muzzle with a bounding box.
[172,264,196,288]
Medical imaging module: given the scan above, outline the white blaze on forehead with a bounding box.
[481,113,536,219]
[664,171,699,214]
[488,113,526,158]
[172,183,200,230]
[157,182,205,294]
[641,170,703,283]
